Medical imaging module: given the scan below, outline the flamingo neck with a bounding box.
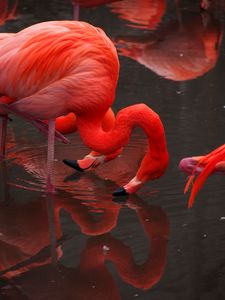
[77,104,169,182]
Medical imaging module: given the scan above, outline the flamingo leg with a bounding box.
[0,116,8,160]
[47,119,55,194]
[46,193,57,265]
[73,2,80,20]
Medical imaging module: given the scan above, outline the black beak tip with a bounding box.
[112,187,129,197]
[63,159,84,172]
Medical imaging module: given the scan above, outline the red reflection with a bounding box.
[0,195,169,298]
[72,0,119,8]
[179,144,225,207]
[0,197,62,279]
[115,10,223,81]
[201,0,225,10]
[0,0,18,26]
[108,0,166,30]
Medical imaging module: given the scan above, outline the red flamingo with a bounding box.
[179,144,225,207]
[0,21,169,195]
[115,9,223,81]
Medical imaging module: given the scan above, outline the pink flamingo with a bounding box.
[0,21,169,195]
[179,144,225,207]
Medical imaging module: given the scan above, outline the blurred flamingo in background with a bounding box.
[0,0,18,26]
[201,0,225,10]
[115,9,223,81]
[108,0,166,30]
[0,21,169,195]
[179,144,225,207]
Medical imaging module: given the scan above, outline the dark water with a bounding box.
[0,0,225,299]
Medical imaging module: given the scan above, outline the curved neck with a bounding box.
[77,104,169,182]
[79,202,169,290]
[77,104,167,156]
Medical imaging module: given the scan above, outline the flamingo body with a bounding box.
[0,21,119,120]
[0,21,169,195]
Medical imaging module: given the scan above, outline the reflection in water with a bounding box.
[0,196,63,279]
[70,0,166,29]
[0,0,18,26]
[115,9,223,81]
[108,0,166,30]
[0,193,169,299]
[72,0,121,21]
[73,0,118,8]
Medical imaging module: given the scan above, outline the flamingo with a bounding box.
[115,9,223,81]
[0,21,169,195]
[179,144,225,207]
[6,119,147,198]
[61,0,166,149]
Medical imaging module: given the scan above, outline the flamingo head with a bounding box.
[179,157,203,175]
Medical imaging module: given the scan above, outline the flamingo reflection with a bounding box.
[71,0,166,29]
[0,0,18,26]
[0,193,169,299]
[201,0,225,10]
[115,9,223,81]
[108,0,166,30]
[71,0,119,20]
[72,0,119,8]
